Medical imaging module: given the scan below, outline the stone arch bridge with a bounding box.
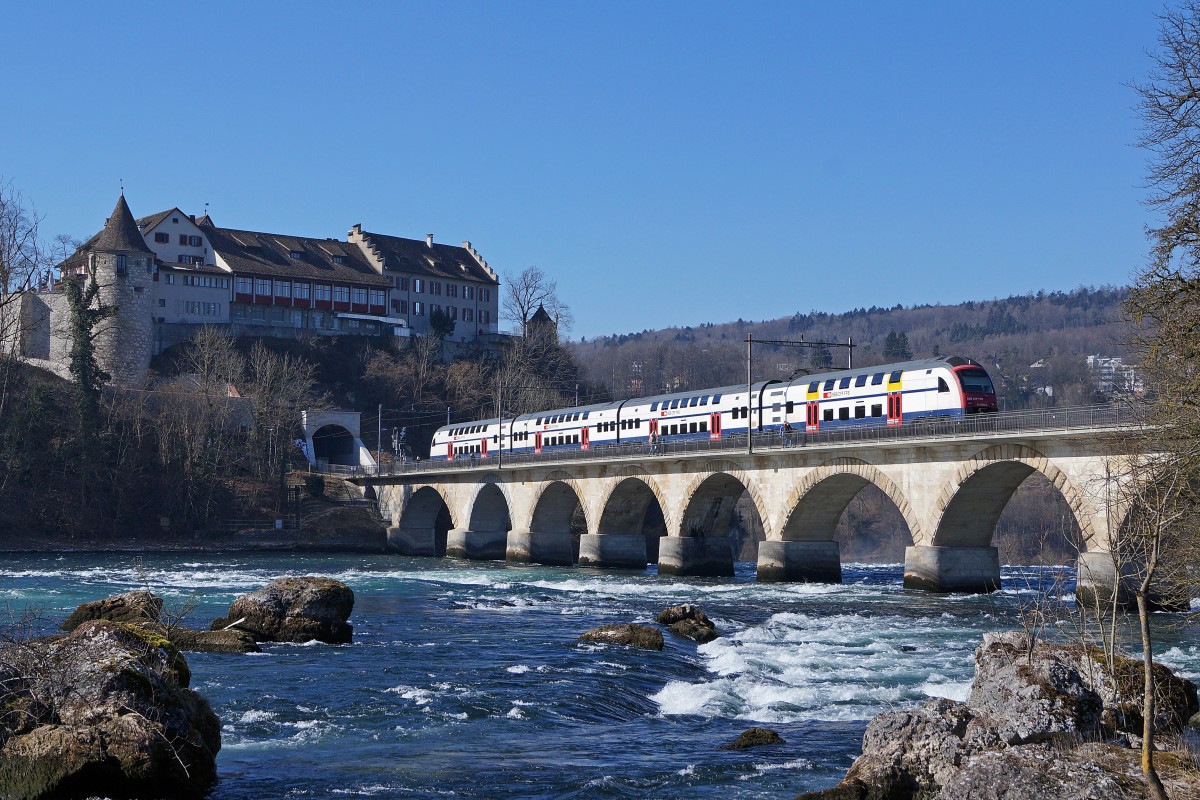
[357,409,1138,594]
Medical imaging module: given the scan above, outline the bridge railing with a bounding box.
[331,402,1133,478]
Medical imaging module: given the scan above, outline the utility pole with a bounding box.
[497,375,503,470]
[376,403,382,474]
[747,333,753,456]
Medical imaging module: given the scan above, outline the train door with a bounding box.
[806,402,819,432]
[446,441,454,460]
[581,425,590,451]
[534,431,543,455]
[649,419,660,437]
[480,436,488,459]
[709,412,721,440]
[887,393,903,426]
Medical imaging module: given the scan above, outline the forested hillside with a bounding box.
[570,285,1131,410]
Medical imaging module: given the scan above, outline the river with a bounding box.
[3,553,1198,799]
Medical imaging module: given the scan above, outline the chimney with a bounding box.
[426,233,434,248]
[190,214,195,222]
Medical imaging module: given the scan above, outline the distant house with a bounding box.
[20,194,504,385]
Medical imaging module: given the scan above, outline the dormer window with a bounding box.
[290,251,302,259]
[332,256,343,264]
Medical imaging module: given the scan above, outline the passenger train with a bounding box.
[429,356,997,462]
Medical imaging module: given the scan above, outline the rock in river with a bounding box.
[579,623,664,651]
[656,603,719,643]
[62,590,259,654]
[720,727,785,750]
[212,576,354,644]
[0,620,221,800]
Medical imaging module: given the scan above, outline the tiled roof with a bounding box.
[93,195,153,254]
[206,226,391,288]
[359,230,497,284]
[134,208,177,232]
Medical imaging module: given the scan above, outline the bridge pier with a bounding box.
[446,528,508,561]
[903,546,999,593]
[658,537,735,577]
[1075,551,1189,612]
[577,533,647,570]
[755,540,842,583]
[387,525,441,557]
[506,528,574,566]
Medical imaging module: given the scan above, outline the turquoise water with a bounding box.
[3,554,1198,799]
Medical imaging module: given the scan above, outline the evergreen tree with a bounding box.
[883,330,912,360]
[64,262,115,453]
[809,342,832,370]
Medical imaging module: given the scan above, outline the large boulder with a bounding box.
[579,623,664,651]
[0,620,220,800]
[60,590,162,632]
[656,604,719,643]
[212,576,354,644]
[62,591,259,654]
[799,633,1200,800]
[720,727,785,750]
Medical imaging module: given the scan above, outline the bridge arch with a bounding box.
[394,485,454,557]
[779,459,920,543]
[932,444,1096,549]
[467,478,512,535]
[590,475,669,565]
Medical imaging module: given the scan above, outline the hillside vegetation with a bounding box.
[570,285,1131,410]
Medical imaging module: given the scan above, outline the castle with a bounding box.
[10,194,503,385]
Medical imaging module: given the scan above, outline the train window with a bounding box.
[669,425,678,435]
[573,435,579,444]
[855,406,866,419]
[772,403,780,413]
[673,399,682,409]
[700,420,708,432]
[583,411,589,419]
[938,378,950,393]
[574,413,581,421]
[699,396,708,406]
[839,408,850,421]
[650,402,659,411]
[871,373,884,385]
[741,406,749,418]
[786,401,794,414]
[635,419,641,428]
[823,379,835,391]
[808,381,819,394]
[855,375,867,387]
[872,404,883,417]
[713,394,721,403]
[889,370,903,383]
[689,422,698,433]
[839,377,851,389]
[823,408,834,422]
[690,397,699,407]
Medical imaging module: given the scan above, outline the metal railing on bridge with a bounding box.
[325,403,1133,479]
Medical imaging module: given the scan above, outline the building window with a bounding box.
[449,306,458,320]
[271,307,285,322]
[446,284,457,298]
[158,298,165,308]
[332,256,344,264]
[464,286,474,300]
[312,311,325,328]
[275,280,291,298]
[352,288,367,305]
[394,300,408,313]
[236,277,252,294]
[178,234,188,245]
[413,278,423,293]
[232,305,245,320]
[188,235,202,247]
[333,285,350,303]
[413,301,424,316]
[289,251,302,259]
[255,278,271,296]
[154,232,169,243]
[430,303,441,315]
[165,273,176,285]
[251,306,266,320]
[481,310,490,324]
[480,287,490,301]
[462,308,473,322]
[315,283,332,302]
[292,310,304,328]
[368,289,385,307]
[293,282,310,300]
[430,282,441,296]
[348,318,360,329]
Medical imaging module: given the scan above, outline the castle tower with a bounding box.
[85,194,157,385]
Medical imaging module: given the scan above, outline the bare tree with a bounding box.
[503,266,573,337]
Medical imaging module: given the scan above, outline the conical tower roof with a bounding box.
[93,194,153,254]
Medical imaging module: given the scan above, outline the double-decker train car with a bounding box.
[429,356,997,461]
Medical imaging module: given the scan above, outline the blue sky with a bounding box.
[0,2,1166,340]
